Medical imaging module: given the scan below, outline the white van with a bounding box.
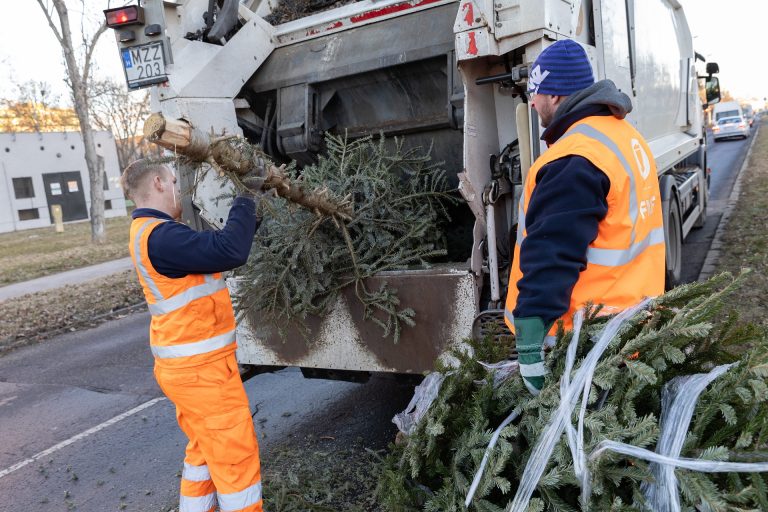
[713,101,744,123]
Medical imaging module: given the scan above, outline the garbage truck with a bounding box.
[106,0,721,379]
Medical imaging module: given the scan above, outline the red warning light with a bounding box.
[104,6,144,28]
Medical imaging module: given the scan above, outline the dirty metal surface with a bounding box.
[232,265,476,373]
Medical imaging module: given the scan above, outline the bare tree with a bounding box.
[89,79,153,170]
[36,0,109,244]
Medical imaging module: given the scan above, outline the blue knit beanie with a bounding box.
[527,40,594,96]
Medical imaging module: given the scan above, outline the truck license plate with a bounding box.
[120,41,167,90]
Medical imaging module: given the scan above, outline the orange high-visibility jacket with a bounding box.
[129,217,237,368]
[505,115,665,335]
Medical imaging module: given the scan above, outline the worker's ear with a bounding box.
[152,173,166,193]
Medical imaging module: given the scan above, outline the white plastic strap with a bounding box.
[499,299,768,512]
[590,440,768,474]
[465,406,522,507]
[507,300,651,511]
[393,372,447,435]
[478,360,519,389]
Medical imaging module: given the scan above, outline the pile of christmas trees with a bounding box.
[378,273,768,511]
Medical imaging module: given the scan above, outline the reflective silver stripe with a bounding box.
[132,219,168,302]
[517,124,640,245]
[148,276,227,316]
[218,481,263,512]
[182,463,211,482]
[151,329,236,359]
[519,361,546,377]
[516,202,525,245]
[505,309,514,326]
[562,124,640,242]
[586,226,665,267]
[179,492,216,512]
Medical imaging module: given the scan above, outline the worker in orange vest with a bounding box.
[504,40,665,395]
[121,159,265,512]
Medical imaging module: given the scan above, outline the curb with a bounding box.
[697,123,761,281]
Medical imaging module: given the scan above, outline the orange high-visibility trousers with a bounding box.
[154,352,263,512]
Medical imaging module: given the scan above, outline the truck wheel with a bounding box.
[664,195,682,289]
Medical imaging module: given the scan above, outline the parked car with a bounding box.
[713,116,749,141]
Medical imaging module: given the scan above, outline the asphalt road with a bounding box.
[680,127,756,283]
[0,312,411,511]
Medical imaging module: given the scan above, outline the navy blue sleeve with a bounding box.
[148,196,260,278]
[512,156,610,324]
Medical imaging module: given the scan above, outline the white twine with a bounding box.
[459,298,768,512]
[505,300,651,511]
[465,405,522,507]
[393,372,448,436]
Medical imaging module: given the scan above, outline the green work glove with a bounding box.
[514,317,552,396]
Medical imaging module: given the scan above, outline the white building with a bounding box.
[0,131,127,233]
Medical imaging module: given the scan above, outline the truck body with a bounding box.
[109,0,718,379]
[714,101,744,123]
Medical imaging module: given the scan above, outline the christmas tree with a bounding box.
[378,272,768,511]
[234,133,454,341]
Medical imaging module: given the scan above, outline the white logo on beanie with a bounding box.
[528,65,550,95]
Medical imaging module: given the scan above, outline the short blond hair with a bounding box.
[120,160,169,200]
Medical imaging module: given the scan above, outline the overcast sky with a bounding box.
[2,1,767,103]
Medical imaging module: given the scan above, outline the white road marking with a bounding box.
[0,397,167,480]
[0,395,18,408]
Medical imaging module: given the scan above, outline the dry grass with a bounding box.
[0,270,144,354]
[0,215,132,286]
[716,119,768,329]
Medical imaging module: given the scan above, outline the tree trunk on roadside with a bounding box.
[90,80,152,170]
[38,0,108,244]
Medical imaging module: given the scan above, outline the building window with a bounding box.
[12,177,34,199]
[103,171,109,191]
[18,208,40,221]
[105,200,113,210]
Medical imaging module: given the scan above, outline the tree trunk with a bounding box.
[49,0,107,244]
[143,113,354,220]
